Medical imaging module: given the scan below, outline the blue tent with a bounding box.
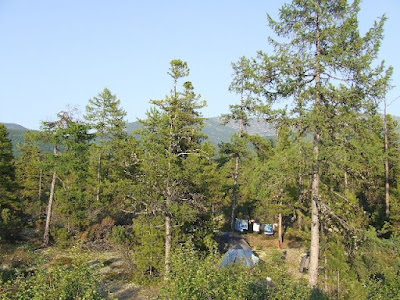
[220,233,260,267]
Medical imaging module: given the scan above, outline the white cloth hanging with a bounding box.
[253,223,260,232]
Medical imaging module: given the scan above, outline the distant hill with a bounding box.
[2,123,29,131]
[3,114,400,156]
[1,123,30,156]
[126,117,277,145]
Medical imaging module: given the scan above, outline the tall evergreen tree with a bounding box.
[37,111,94,246]
[39,113,67,246]
[218,134,249,229]
[85,88,128,207]
[16,131,47,228]
[241,0,392,287]
[0,124,20,240]
[386,115,400,230]
[222,56,261,230]
[54,118,93,234]
[138,59,207,278]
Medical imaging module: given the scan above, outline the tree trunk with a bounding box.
[165,118,174,280]
[164,167,172,279]
[324,254,328,293]
[278,213,283,247]
[43,146,58,247]
[96,151,101,202]
[384,99,390,218]
[230,117,243,230]
[309,10,321,288]
[309,133,320,287]
[43,170,56,247]
[164,211,172,280]
[230,156,240,230]
[38,168,42,200]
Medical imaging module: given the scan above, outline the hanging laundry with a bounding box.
[253,223,260,232]
[234,219,249,232]
[264,224,274,235]
[234,219,241,231]
[239,219,249,232]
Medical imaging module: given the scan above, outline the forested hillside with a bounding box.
[1,1,400,299]
[4,117,278,154]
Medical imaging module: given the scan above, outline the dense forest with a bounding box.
[1,1,400,299]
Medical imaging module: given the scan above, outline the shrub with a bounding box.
[132,215,164,284]
[55,228,72,248]
[0,262,105,299]
[364,275,400,300]
[159,243,325,300]
[110,225,135,272]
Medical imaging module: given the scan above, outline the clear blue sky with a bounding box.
[0,0,399,129]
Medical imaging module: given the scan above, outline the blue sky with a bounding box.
[0,0,399,129]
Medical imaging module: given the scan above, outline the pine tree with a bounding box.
[55,119,93,233]
[386,115,400,230]
[37,111,94,246]
[16,131,47,227]
[241,0,392,287]
[0,123,21,240]
[85,88,128,206]
[222,56,262,230]
[138,59,207,278]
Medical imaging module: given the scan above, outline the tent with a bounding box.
[220,232,260,267]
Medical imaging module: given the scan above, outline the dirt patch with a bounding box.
[236,233,308,281]
[105,281,140,300]
[244,233,280,250]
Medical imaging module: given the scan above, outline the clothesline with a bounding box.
[234,218,276,235]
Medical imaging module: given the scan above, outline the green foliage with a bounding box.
[364,275,400,300]
[0,123,21,241]
[160,244,326,300]
[85,88,127,141]
[15,131,47,223]
[354,228,400,281]
[0,263,105,300]
[110,225,133,246]
[54,228,72,248]
[317,228,400,299]
[136,59,209,277]
[132,216,164,282]
[84,88,135,220]
[110,225,135,272]
[52,116,94,233]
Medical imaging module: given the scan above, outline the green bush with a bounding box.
[110,225,135,272]
[159,244,326,300]
[132,216,164,283]
[55,228,72,248]
[365,275,400,300]
[0,263,105,300]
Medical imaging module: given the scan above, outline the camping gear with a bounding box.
[234,218,249,232]
[253,223,260,232]
[299,252,310,273]
[220,232,260,267]
[264,224,274,235]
